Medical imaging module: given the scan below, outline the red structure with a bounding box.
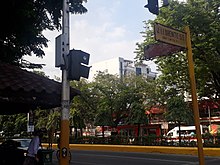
[94,99,220,139]
[198,99,220,125]
[116,124,161,137]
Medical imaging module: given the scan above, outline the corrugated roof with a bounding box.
[0,62,80,114]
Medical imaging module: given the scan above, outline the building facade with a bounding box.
[89,57,157,81]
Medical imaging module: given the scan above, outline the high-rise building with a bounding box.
[89,57,157,81]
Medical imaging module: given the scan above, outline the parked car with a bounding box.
[0,138,31,165]
[12,138,31,151]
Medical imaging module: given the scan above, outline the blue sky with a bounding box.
[25,0,158,79]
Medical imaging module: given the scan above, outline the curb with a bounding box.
[43,144,220,157]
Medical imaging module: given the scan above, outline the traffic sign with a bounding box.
[154,23,186,48]
[144,42,183,60]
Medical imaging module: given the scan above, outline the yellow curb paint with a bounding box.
[42,144,220,157]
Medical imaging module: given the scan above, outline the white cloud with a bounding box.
[69,18,141,64]
[24,0,156,79]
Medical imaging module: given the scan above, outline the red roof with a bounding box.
[198,99,219,110]
[146,107,165,115]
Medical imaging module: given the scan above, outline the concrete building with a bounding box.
[88,57,157,81]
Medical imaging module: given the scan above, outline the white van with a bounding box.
[165,125,205,144]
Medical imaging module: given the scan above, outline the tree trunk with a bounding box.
[74,127,78,140]
[80,128,83,137]
[178,121,181,146]
[137,123,140,144]
[102,125,105,138]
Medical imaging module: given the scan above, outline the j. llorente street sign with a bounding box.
[154,23,186,48]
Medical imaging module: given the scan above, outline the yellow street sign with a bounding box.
[154,23,186,48]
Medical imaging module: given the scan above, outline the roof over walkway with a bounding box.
[0,62,80,115]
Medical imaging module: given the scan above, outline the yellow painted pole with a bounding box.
[60,0,70,164]
[60,117,70,164]
[185,26,205,165]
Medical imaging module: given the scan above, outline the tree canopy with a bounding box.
[135,0,220,100]
[0,0,87,68]
[70,72,158,130]
[165,95,194,144]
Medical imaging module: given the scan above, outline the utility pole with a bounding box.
[60,0,70,164]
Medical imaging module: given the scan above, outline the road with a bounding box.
[52,149,220,165]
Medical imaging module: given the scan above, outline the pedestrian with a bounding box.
[23,130,43,165]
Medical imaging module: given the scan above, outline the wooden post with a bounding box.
[185,26,205,165]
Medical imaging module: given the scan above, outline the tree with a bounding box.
[70,79,100,138]
[86,72,157,135]
[0,0,87,68]
[69,71,159,141]
[0,114,27,136]
[165,95,194,145]
[70,107,85,139]
[94,110,114,138]
[91,72,122,126]
[135,0,220,100]
[123,74,154,139]
[70,76,117,138]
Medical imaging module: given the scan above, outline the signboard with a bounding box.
[27,125,34,132]
[28,110,34,125]
[144,42,184,60]
[27,110,34,132]
[154,23,186,48]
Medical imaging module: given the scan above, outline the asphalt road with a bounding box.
[52,149,220,165]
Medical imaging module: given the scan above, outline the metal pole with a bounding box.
[185,26,205,165]
[60,0,70,164]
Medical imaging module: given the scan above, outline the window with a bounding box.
[167,132,173,136]
[136,67,141,75]
[146,68,150,74]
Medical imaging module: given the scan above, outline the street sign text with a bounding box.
[154,23,186,48]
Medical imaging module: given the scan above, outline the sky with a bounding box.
[25,0,159,79]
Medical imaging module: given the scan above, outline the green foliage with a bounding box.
[70,79,99,127]
[135,0,220,100]
[86,72,123,127]
[33,108,60,133]
[165,95,194,145]
[94,110,114,127]
[70,108,85,130]
[70,72,158,131]
[0,114,27,136]
[123,75,152,125]
[134,20,156,62]
[0,0,87,68]
[165,95,194,125]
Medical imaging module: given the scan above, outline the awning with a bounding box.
[0,62,81,115]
